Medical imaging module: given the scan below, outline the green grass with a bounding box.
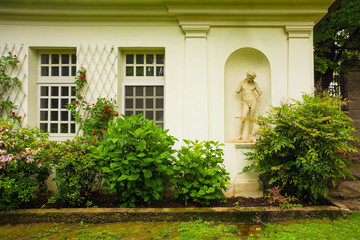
[0,213,359,239]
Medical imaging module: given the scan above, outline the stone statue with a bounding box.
[236,71,262,141]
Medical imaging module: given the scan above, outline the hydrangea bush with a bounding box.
[0,119,50,210]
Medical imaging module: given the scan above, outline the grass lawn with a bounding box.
[0,212,359,239]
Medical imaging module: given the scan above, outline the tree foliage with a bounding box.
[314,0,360,91]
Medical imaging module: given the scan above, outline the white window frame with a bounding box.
[37,50,77,141]
[122,51,165,127]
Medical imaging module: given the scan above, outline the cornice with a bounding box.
[285,25,313,38]
[180,24,210,38]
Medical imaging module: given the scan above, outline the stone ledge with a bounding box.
[0,205,350,225]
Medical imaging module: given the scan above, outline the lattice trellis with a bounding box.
[0,44,27,123]
[77,45,118,105]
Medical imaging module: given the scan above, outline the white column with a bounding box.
[181,24,210,140]
[285,26,314,100]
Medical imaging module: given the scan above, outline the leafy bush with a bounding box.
[243,92,358,202]
[48,136,100,207]
[0,119,50,210]
[91,114,177,208]
[172,140,230,206]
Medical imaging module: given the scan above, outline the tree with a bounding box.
[314,0,360,93]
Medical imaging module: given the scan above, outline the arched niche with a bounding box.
[224,47,271,141]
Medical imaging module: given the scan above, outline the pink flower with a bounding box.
[24,135,28,140]
[37,163,42,168]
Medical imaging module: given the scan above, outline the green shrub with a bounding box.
[172,140,230,206]
[91,114,177,208]
[0,119,50,210]
[243,92,358,202]
[48,136,100,207]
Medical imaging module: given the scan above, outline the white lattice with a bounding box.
[0,44,27,122]
[77,45,117,105]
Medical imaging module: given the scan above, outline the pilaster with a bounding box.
[285,25,314,100]
[181,24,210,140]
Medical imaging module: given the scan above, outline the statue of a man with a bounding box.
[236,71,262,141]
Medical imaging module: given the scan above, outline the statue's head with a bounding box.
[246,71,256,81]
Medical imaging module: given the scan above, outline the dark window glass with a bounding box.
[126,54,134,64]
[146,99,153,108]
[50,123,58,133]
[51,87,59,96]
[40,111,48,121]
[146,54,154,64]
[40,87,49,96]
[126,66,134,76]
[51,54,59,64]
[71,54,76,64]
[50,111,58,121]
[146,111,154,120]
[61,54,69,64]
[51,99,59,108]
[136,67,144,76]
[61,66,69,76]
[125,86,133,96]
[61,87,69,96]
[71,87,76,96]
[135,87,143,96]
[41,67,49,76]
[156,99,164,108]
[136,54,144,64]
[71,66,76,76]
[41,54,49,64]
[156,87,164,96]
[70,123,76,133]
[125,99,133,108]
[156,54,164,64]
[156,66,164,76]
[40,99,48,108]
[61,99,68,109]
[51,66,59,76]
[60,123,68,133]
[125,111,133,116]
[136,99,143,108]
[146,66,154,76]
[40,123,48,132]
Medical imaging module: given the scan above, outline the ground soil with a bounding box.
[19,192,331,209]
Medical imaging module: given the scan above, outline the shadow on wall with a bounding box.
[224,47,271,141]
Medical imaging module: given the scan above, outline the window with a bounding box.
[123,52,165,126]
[37,51,77,139]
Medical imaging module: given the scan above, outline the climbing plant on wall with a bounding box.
[0,53,21,123]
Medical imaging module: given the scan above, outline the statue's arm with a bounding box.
[236,82,242,94]
[255,82,263,98]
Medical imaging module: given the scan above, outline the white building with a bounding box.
[0,0,336,196]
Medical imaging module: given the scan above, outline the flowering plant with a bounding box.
[66,68,118,140]
[0,53,22,123]
[0,119,50,210]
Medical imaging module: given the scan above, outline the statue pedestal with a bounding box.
[223,142,262,198]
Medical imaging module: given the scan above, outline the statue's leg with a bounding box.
[238,104,249,140]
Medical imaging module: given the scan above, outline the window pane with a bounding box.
[51,54,59,64]
[136,99,143,108]
[156,111,163,121]
[70,123,76,133]
[136,87,143,96]
[146,99,153,108]
[156,87,164,96]
[125,86,133,96]
[50,111,58,121]
[126,66,134,76]
[71,54,76,64]
[61,66,69,76]
[41,67,49,76]
[40,87,49,96]
[41,54,49,64]
[156,66,164,76]
[61,87,69,96]
[51,99,59,108]
[156,99,164,108]
[50,123,58,133]
[71,66,76,76]
[40,123,48,132]
[136,111,143,115]
[60,123,68,133]
[136,54,144,64]
[146,66,154,76]
[136,67,144,76]
[126,54,134,64]
[125,111,133,116]
[61,111,69,121]
[146,111,154,120]
[71,114,75,121]
[156,54,164,64]
[51,87,59,96]
[61,99,68,109]
[146,54,154,64]
[51,66,59,76]
[61,54,69,64]
[125,99,133,108]
[40,111,48,121]
[40,99,48,108]
[146,86,154,96]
